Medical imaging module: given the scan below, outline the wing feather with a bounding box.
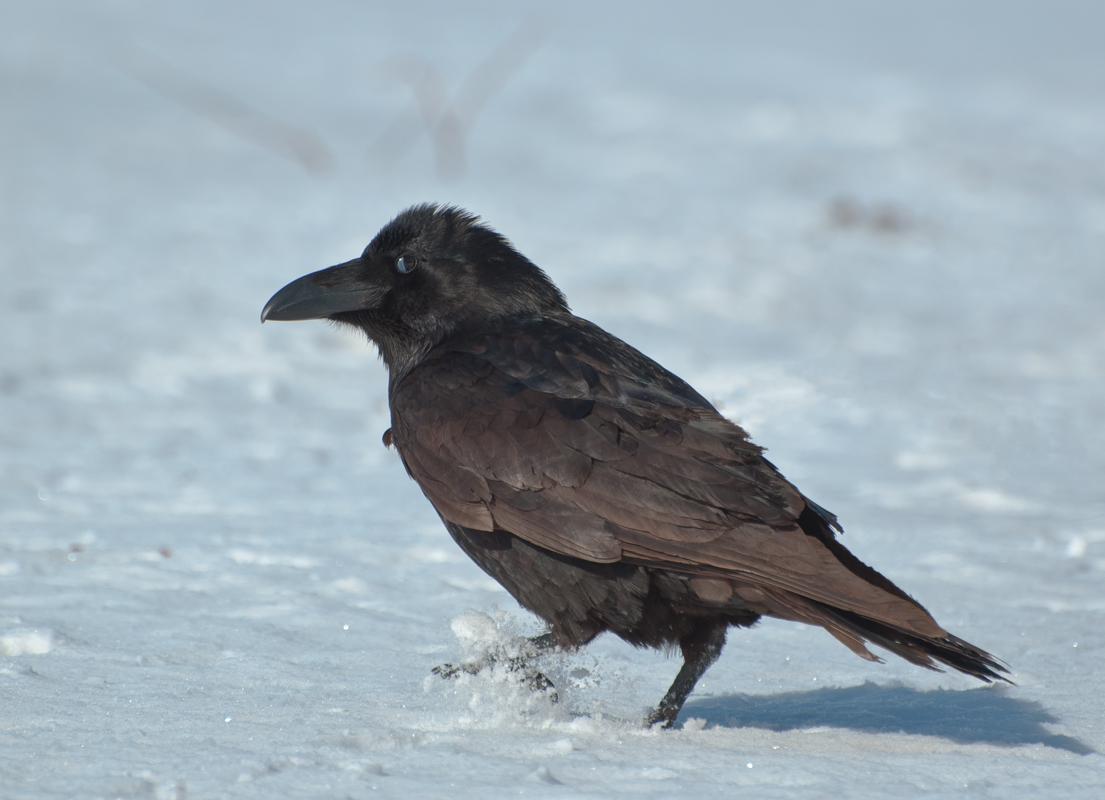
[391,317,945,638]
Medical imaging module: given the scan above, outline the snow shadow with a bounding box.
[680,682,1093,754]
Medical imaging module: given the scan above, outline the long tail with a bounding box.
[784,504,1012,684]
[819,605,1012,683]
[748,584,1012,684]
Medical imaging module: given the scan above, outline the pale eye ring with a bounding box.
[395,254,417,274]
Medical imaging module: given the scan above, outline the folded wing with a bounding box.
[391,316,956,643]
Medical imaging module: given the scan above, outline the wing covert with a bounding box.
[390,317,940,634]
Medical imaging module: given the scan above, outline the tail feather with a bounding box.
[751,585,883,662]
[819,605,1012,684]
[747,584,1011,683]
[785,504,1011,683]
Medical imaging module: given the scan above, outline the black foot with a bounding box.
[644,703,679,729]
[644,620,728,730]
[432,655,558,703]
[431,662,469,680]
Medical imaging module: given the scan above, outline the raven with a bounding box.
[262,204,1009,727]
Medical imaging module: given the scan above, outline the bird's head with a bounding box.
[262,204,568,370]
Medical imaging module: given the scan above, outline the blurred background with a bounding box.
[2,1,1104,797]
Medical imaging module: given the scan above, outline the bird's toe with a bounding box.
[518,666,558,703]
[644,705,679,729]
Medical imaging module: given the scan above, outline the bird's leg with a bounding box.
[646,620,728,729]
[432,632,564,699]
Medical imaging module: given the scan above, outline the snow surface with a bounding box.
[3,1,1104,797]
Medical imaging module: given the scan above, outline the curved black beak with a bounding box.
[261,258,386,322]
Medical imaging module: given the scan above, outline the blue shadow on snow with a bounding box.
[679,681,1093,755]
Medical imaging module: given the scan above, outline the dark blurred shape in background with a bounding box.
[114,44,335,177]
[369,19,548,179]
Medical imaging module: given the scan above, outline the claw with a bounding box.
[644,704,678,729]
[519,666,557,702]
[431,662,465,680]
[431,656,558,703]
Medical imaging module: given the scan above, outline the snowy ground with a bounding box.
[3,1,1104,797]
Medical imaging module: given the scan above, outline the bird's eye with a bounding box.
[395,255,417,274]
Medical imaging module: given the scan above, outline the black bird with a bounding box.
[262,204,1009,727]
